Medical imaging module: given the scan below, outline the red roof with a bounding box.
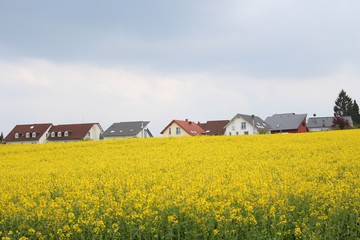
[4,123,52,142]
[47,123,99,140]
[198,120,230,135]
[160,119,206,136]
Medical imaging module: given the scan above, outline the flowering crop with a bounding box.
[0,130,360,239]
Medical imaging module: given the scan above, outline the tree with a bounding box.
[334,89,353,117]
[0,132,3,143]
[352,100,360,125]
[332,116,351,130]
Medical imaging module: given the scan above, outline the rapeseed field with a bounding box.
[0,130,360,239]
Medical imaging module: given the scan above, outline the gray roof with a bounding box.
[226,113,271,130]
[307,116,353,128]
[103,121,150,137]
[265,113,307,131]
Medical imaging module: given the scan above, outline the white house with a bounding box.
[4,123,53,144]
[46,123,103,142]
[224,114,270,136]
[307,116,353,132]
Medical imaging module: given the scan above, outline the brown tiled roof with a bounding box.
[47,123,98,140]
[198,120,230,135]
[160,119,206,136]
[4,123,52,142]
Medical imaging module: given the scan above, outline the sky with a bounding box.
[1,0,360,137]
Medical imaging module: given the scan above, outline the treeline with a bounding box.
[334,89,360,126]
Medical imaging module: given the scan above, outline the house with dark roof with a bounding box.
[224,114,270,136]
[102,121,153,140]
[160,119,205,137]
[46,123,103,142]
[198,120,230,136]
[307,116,353,132]
[4,123,53,144]
[265,113,307,134]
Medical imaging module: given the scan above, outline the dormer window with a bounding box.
[51,132,55,137]
[26,132,30,138]
[32,132,36,138]
[64,131,69,137]
[15,133,19,138]
[57,132,62,137]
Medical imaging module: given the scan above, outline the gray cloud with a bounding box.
[1,1,360,136]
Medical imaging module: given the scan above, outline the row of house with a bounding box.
[3,121,152,144]
[2,113,354,144]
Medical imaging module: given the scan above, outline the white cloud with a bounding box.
[0,58,359,136]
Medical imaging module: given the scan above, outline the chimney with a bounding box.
[185,119,188,122]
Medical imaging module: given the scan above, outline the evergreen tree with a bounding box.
[334,89,353,117]
[0,132,3,142]
[352,100,360,124]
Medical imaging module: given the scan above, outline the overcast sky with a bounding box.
[1,0,360,136]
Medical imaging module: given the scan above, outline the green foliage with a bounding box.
[352,100,360,124]
[333,89,353,117]
[257,128,269,134]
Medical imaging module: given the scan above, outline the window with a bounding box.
[15,133,19,138]
[302,122,305,127]
[57,132,62,137]
[87,132,91,137]
[176,127,181,135]
[244,131,249,135]
[229,132,232,136]
[32,132,36,138]
[231,123,235,130]
[322,120,325,127]
[51,132,55,137]
[241,122,246,130]
[169,128,171,135]
[64,131,69,137]
[236,131,239,135]
[26,132,30,138]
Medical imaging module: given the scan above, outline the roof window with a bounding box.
[57,132,62,137]
[64,131,69,137]
[25,132,30,138]
[51,132,55,137]
[32,132,36,138]
[30,126,34,129]
[15,133,19,138]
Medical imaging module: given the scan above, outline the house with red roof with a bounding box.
[198,120,230,136]
[4,123,53,144]
[47,123,103,142]
[160,119,205,137]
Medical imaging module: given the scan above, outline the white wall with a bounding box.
[308,127,332,132]
[86,124,102,140]
[162,122,190,137]
[224,116,257,136]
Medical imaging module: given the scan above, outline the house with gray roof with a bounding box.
[265,113,307,134]
[224,114,271,135]
[102,121,153,140]
[307,116,353,132]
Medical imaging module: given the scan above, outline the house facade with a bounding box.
[307,116,353,132]
[3,123,53,144]
[160,119,205,137]
[224,114,270,136]
[47,123,103,142]
[265,113,307,134]
[102,121,153,140]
